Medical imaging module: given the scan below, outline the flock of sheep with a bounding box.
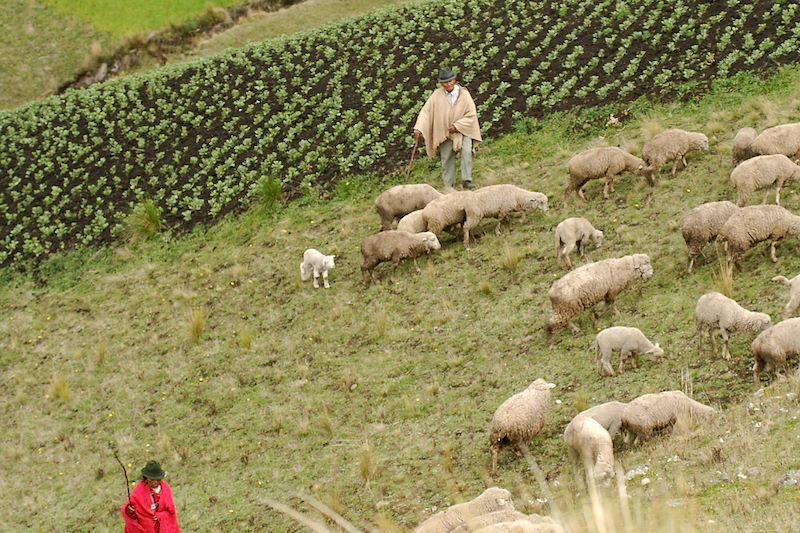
[299,121,800,530]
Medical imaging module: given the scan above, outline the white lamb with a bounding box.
[554,217,603,269]
[730,154,800,206]
[574,401,627,439]
[642,128,709,178]
[772,273,800,319]
[299,248,335,289]
[397,209,427,233]
[694,292,772,360]
[592,326,664,377]
[563,146,653,206]
[751,317,800,385]
[621,391,715,445]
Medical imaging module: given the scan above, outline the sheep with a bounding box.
[453,511,563,533]
[772,273,800,318]
[462,185,548,246]
[592,326,664,377]
[621,391,715,445]
[546,254,653,335]
[563,414,615,482]
[489,379,553,476]
[397,209,427,233]
[299,249,335,289]
[716,204,800,265]
[562,147,653,206]
[680,201,739,274]
[554,217,603,269]
[730,154,800,206]
[374,184,443,231]
[694,292,772,361]
[642,128,709,178]
[360,230,441,283]
[748,122,800,159]
[751,317,800,385]
[731,127,757,165]
[413,487,515,533]
[574,401,627,439]
[420,191,474,237]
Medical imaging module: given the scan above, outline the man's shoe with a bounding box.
[462,181,474,190]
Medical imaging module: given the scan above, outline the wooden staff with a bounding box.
[113,450,133,509]
[404,134,420,179]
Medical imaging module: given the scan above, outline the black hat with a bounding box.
[141,460,165,480]
[437,68,456,83]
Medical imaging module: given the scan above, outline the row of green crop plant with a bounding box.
[1,0,799,267]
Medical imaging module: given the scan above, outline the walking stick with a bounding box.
[113,449,133,509]
[404,135,420,179]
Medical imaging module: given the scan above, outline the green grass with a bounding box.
[40,0,247,36]
[4,66,800,531]
[187,0,422,57]
[1,0,113,109]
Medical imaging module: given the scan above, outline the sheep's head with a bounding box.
[323,255,335,270]
[748,312,772,333]
[592,230,604,247]
[632,254,653,279]
[523,192,548,213]
[645,343,664,362]
[638,165,656,186]
[692,132,710,151]
[419,231,441,251]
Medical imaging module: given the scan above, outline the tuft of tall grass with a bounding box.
[238,328,253,351]
[48,374,70,403]
[254,176,284,211]
[374,310,388,338]
[123,200,163,242]
[93,341,108,366]
[316,406,333,437]
[186,307,206,342]
[501,245,521,271]
[711,254,734,297]
[358,442,377,486]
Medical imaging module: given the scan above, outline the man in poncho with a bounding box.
[413,67,482,189]
[121,460,181,533]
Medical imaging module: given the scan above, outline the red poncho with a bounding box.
[120,480,180,533]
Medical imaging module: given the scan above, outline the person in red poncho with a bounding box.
[121,460,180,533]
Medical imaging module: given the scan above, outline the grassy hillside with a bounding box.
[1,0,114,109]
[3,0,800,268]
[40,0,247,36]
[3,66,800,531]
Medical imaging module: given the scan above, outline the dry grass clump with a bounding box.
[374,310,388,338]
[712,255,734,298]
[358,442,377,486]
[48,374,70,403]
[501,245,521,271]
[238,328,253,350]
[123,200,163,242]
[186,307,206,342]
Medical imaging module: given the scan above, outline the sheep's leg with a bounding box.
[753,356,766,386]
[322,270,330,289]
[568,320,581,334]
[784,293,800,318]
[412,256,421,274]
[671,158,679,178]
[577,187,588,202]
[561,242,575,269]
[770,240,779,263]
[696,322,704,355]
[603,174,613,199]
[720,329,731,361]
[709,327,718,355]
[775,184,782,206]
[687,254,695,274]
[762,188,771,205]
[491,444,500,476]
[312,268,320,289]
[617,350,627,374]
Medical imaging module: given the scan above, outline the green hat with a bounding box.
[141,460,165,480]
[437,68,456,83]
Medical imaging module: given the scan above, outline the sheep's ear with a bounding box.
[546,382,556,389]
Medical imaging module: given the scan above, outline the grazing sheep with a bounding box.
[420,191,474,237]
[374,184,443,231]
[299,248,335,289]
[554,217,603,269]
[749,122,800,159]
[563,414,615,482]
[473,515,564,533]
[462,185,548,246]
[360,230,440,283]
[563,147,653,206]
[772,273,800,318]
[730,154,800,206]
[575,401,627,439]
[592,326,664,377]
[751,317,800,385]
[680,201,740,274]
[546,254,653,335]
[642,128,709,178]
[716,204,800,265]
[397,209,427,233]
[413,487,515,533]
[694,292,772,360]
[621,391,715,445]
[489,379,553,476]
[731,127,757,165]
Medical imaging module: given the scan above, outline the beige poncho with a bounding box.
[414,86,482,157]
